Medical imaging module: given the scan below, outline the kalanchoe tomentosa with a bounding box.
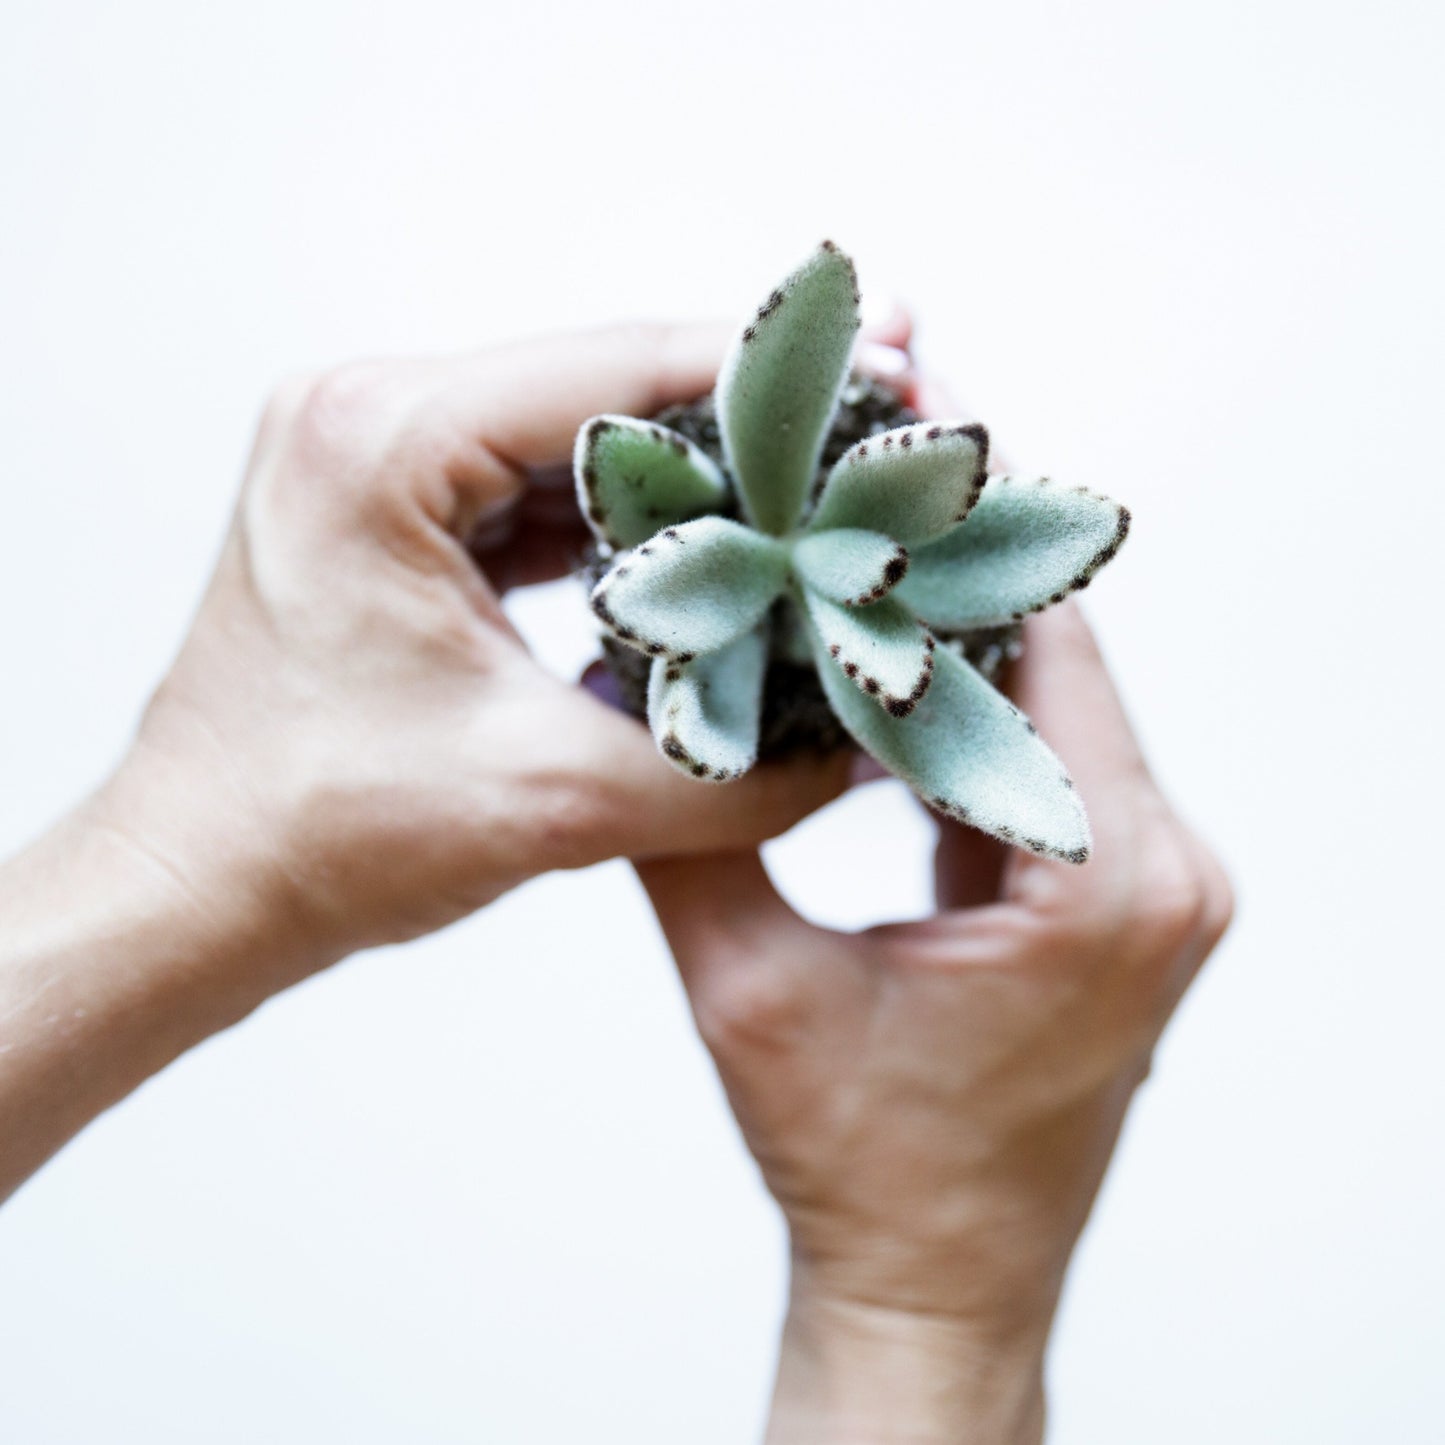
[574,241,1129,863]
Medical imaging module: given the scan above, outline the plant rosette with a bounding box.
[573,242,1129,864]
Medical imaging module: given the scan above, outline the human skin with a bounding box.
[0,321,920,1202]
[0,316,1228,1445]
[637,603,1234,1444]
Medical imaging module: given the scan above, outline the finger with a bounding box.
[634,849,821,1000]
[460,322,730,469]
[423,322,734,526]
[868,358,1013,907]
[1010,603,1152,793]
[449,321,912,477]
[470,516,592,594]
[933,813,1008,911]
[574,659,861,833]
[636,850,846,1105]
[543,661,854,863]
[444,322,914,544]
[576,657,891,819]
[588,698,854,863]
[465,458,595,588]
[464,484,593,593]
[1004,602,1159,895]
[515,460,587,522]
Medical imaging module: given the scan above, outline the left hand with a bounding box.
[0,320,912,1200]
[108,324,867,964]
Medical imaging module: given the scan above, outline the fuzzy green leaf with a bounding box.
[803,589,936,718]
[896,476,1130,630]
[647,626,768,782]
[792,529,910,607]
[808,422,988,546]
[574,415,730,551]
[814,638,1091,863]
[590,516,789,659]
[716,241,861,536]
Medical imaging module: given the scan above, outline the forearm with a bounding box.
[0,760,328,1202]
[768,1275,1048,1445]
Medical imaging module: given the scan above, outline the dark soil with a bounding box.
[588,375,1023,760]
[597,621,854,756]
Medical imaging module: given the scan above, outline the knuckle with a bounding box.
[521,774,615,874]
[1194,849,1237,949]
[1013,811,1233,1048]
[1134,860,1208,953]
[1138,820,1236,952]
[1119,822,1235,988]
[260,369,320,435]
[291,360,402,455]
[247,358,465,548]
[249,362,406,505]
[694,963,805,1054]
[1048,815,1215,973]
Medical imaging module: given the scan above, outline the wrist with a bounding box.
[0,755,338,1199]
[769,1272,1048,1445]
[85,736,340,1005]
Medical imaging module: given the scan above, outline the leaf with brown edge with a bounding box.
[802,589,936,718]
[574,414,730,551]
[792,528,910,607]
[896,475,1130,630]
[716,241,861,536]
[590,515,790,659]
[815,638,1092,863]
[808,422,988,546]
[646,626,768,782]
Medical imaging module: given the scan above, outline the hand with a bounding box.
[637,604,1233,1444]
[114,325,867,959]
[0,321,910,1201]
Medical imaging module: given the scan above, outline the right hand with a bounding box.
[637,603,1233,1443]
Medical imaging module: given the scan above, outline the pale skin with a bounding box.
[0,318,1230,1441]
[639,602,1232,1443]
[0,323,862,1200]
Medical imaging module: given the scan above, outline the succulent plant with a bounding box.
[574,242,1129,863]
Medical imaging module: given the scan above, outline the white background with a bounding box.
[2,0,1441,1439]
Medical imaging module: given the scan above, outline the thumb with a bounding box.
[573,684,853,863]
